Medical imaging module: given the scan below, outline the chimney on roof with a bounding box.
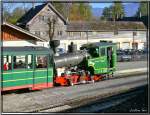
[32,2,35,9]
[139,11,141,18]
[66,17,69,22]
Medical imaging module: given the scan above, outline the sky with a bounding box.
[3,2,137,13]
[90,3,130,8]
[90,3,112,8]
[4,3,113,11]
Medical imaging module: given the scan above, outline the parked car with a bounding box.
[56,48,66,55]
[143,48,148,54]
[121,54,132,61]
[117,51,132,62]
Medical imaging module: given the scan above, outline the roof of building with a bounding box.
[2,46,53,54]
[117,16,148,28]
[67,21,146,32]
[2,22,47,42]
[17,3,67,26]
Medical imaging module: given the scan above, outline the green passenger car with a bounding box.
[2,47,54,91]
[81,41,117,75]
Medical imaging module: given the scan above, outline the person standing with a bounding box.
[3,62,9,71]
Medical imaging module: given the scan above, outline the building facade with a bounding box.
[57,31,146,51]
[16,3,147,51]
[17,3,67,42]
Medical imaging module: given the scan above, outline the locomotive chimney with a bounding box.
[68,42,77,53]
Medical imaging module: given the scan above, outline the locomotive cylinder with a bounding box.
[54,51,90,68]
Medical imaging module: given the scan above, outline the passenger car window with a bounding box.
[3,55,12,71]
[13,56,26,69]
[27,55,33,69]
[36,55,48,69]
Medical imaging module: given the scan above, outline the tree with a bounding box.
[3,10,11,21]
[47,15,58,54]
[69,3,92,21]
[101,2,125,21]
[113,2,125,20]
[136,2,148,17]
[69,3,82,21]
[52,3,68,19]
[84,4,92,21]
[3,3,13,22]
[47,15,58,42]
[8,7,26,24]
[101,7,111,20]
[3,3,30,24]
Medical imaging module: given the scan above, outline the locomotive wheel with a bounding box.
[67,79,74,86]
[71,82,74,86]
[70,80,74,86]
[90,76,95,83]
[105,75,110,80]
[92,79,95,83]
[88,67,94,75]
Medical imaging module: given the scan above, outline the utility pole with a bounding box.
[32,1,35,9]
[132,30,137,60]
[86,31,88,44]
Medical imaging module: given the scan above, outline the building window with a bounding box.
[114,30,118,35]
[116,42,120,49]
[80,32,82,36]
[57,31,63,36]
[132,42,138,50]
[40,31,46,35]
[35,31,40,36]
[46,31,49,35]
[60,31,62,36]
[39,15,45,21]
[68,32,72,37]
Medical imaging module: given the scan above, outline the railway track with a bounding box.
[38,78,147,113]
[62,85,147,113]
[2,70,147,113]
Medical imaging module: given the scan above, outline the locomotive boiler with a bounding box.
[54,50,90,68]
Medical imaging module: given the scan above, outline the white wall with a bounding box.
[59,38,145,51]
[59,31,146,51]
[3,41,45,47]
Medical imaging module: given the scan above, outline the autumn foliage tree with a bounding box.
[69,3,92,21]
[3,3,30,24]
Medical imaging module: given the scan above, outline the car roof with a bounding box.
[2,46,53,55]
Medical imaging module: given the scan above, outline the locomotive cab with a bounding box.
[81,41,117,76]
